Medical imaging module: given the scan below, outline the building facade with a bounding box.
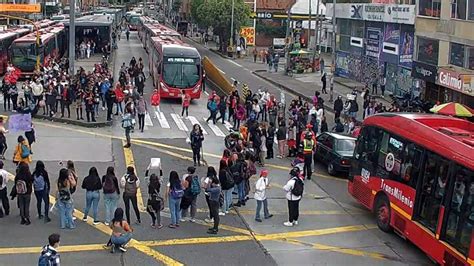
[414,0,474,107]
[329,3,416,97]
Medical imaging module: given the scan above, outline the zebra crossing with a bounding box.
[144,112,230,138]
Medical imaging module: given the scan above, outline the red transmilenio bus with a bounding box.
[140,22,181,53]
[349,113,474,265]
[148,36,202,99]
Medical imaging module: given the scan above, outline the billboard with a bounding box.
[0,4,41,13]
[240,27,255,46]
[399,29,414,68]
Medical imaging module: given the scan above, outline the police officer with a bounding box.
[302,132,315,180]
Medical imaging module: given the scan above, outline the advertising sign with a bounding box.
[366,27,382,59]
[399,30,414,68]
[436,68,473,96]
[0,4,41,13]
[411,61,437,83]
[384,24,400,44]
[240,27,255,46]
[335,51,350,77]
[327,4,415,24]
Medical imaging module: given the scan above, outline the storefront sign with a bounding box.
[436,68,473,96]
[0,4,41,12]
[366,27,382,58]
[399,30,414,68]
[240,27,255,46]
[411,61,437,83]
[327,4,415,25]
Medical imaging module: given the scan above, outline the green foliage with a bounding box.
[172,0,182,12]
[190,0,205,23]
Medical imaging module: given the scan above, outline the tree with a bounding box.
[172,0,182,12]
[196,0,250,52]
[190,0,205,25]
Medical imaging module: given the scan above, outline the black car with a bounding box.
[314,132,356,176]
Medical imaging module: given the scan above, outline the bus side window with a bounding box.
[416,152,450,233]
[355,126,378,164]
[400,143,423,188]
[443,167,473,256]
[157,62,161,74]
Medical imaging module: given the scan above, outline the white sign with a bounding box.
[438,70,463,92]
[326,4,415,25]
[361,168,370,184]
[385,153,395,172]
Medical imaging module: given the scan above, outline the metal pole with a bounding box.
[285,9,291,73]
[308,0,311,49]
[253,0,256,32]
[313,0,320,64]
[329,0,336,103]
[69,0,76,75]
[230,0,235,47]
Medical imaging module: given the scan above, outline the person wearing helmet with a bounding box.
[302,131,315,180]
[283,167,303,227]
[254,170,273,222]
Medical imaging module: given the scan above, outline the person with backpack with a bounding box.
[81,167,102,224]
[202,166,217,224]
[180,166,200,222]
[0,161,9,218]
[122,110,133,148]
[13,135,32,166]
[255,169,273,222]
[32,161,51,223]
[56,168,76,229]
[218,160,234,214]
[283,167,304,227]
[146,172,163,229]
[166,171,184,228]
[102,166,120,226]
[120,166,141,225]
[190,124,204,167]
[232,153,247,207]
[38,233,61,266]
[206,97,218,124]
[205,175,221,234]
[10,162,33,225]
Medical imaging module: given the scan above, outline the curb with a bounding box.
[252,71,337,115]
[34,115,112,128]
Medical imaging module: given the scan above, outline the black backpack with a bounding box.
[291,177,304,197]
[231,163,243,184]
[222,170,235,190]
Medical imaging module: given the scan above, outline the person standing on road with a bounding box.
[266,122,275,159]
[205,175,221,234]
[81,167,102,224]
[10,162,33,225]
[13,135,32,166]
[146,172,163,229]
[202,166,217,224]
[321,72,327,94]
[102,166,120,226]
[121,108,133,148]
[333,96,343,122]
[105,86,116,122]
[219,160,233,214]
[120,166,141,225]
[302,132,315,180]
[56,168,76,229]
[0,161,9,218]
[126,28,130,41]
[136,95,147,133]
[166,171,184,228]
[216,96,227,124]
[206,97,218,124]
[0,117,8,160]
[283,167,303,227]
[180,166,200,222]
[255,170,273,222]
[150,88,161,116]
[252,47,258,62]
[181,90,191,118]
[32,161,51,223]
[38,233,61,266]
[190,124,204,167]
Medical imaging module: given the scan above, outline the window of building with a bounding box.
[419,0,441,17]
[443,167,473,256]
[339,35,351,52]
[338,19,351,36]
[450,43,465,67]
[469,0,474,19]
[417,37,439,65]
[351,21,364,38]
[468,47,474,70]
[451,0,467,19]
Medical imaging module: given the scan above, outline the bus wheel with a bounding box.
[375,196,392,233]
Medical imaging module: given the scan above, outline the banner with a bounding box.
[8,114,31,133]
[384,23,400,44]
[240,27,255,46]
[366,27,382,59]
[0,4,41,13]
[399,30,414,68]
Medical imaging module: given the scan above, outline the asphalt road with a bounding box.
[0,30,432,265]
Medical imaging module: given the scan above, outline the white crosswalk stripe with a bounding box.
[187,116,208,134]
[223,121,233,131]
[203,117,226,137]
[156,111,170,128]
[171,113,189,131]
[145,112,153,126]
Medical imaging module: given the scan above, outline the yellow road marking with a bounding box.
[257,224,377,241]
[142,235,254,246]
[33,121,344,182]
[236,209,362,216]
[48,196,182,265]
[122,140,145,212]
[283,239,393,261]
[192,219,253,235]
[0,244,106,255]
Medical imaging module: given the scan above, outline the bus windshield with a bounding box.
[129,16,141,25]
[163,57,200,89]
[11,43,37,68]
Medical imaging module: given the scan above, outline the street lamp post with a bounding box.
[69,0,76,75]
[329,0,336,103]
[230,0,235,48]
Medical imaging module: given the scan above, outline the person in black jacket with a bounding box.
[32,161,51,223]
[190,124,204,166]
[10,162,34,225]
[105,87,116,121]
[216,96,227,124]
[333,96,343,122]
[82,167,103,224]
[266,122,275,159]
[102,166,120,226]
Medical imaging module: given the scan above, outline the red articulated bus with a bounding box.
[10,24,66,77]
[137,16,155,42]
[349,113,474,265]
[0,28,31,75]
[149,36,202,99]
[140,22,181,53]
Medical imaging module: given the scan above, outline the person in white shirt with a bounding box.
[254,170,273,222]
[283,167,303,227]
[0,161,10,217]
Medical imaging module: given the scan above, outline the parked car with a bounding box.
[314,132,356,175]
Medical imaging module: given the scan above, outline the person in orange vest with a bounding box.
[301,132,315,180]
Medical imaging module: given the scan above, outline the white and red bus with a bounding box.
[137,16,155,41]
[0,28,30,75]
[349,113,474,265]
[149,36,202,99]
[140,23,181,53]
[10,25,66,76]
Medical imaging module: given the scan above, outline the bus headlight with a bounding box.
[160,82,168,92]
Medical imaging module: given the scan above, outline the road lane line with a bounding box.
[171,113,188,131]
[123,140,145,212]
[226,59,242,67]
[142,235,254,247]
[203,117,226,137]
[223,120,233,131]
[217,68,226,75]
[0,244,106,255]
[187,116,208,134]
[156,111,171,129]
[34,121,346,182]
[131,241,184,266]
